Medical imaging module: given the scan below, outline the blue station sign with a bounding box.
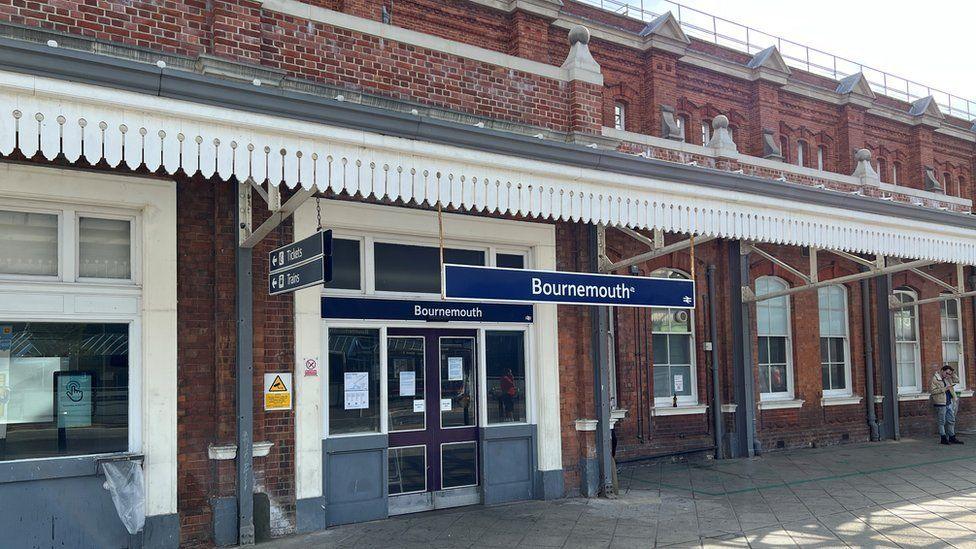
[442,264,695,308]
[322,297,534,323]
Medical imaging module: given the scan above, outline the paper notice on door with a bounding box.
[447,357,463,381]
[399,371,416,397]
[673,374,684,393]
[413,399,425,413]
[440,398,452,411]
[344,372,369,410]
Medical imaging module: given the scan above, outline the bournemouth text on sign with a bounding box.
[442,265,695,308]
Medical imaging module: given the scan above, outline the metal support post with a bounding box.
[589,224,614,497]
[728,241,757,457]
[860,274,880,441]
[236,182,256,545]
[875,274,899,440]
[706,264,725,458]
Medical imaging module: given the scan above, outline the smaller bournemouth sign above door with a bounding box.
[442,265,695,308]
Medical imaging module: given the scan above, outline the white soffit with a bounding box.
[3,70,976,265]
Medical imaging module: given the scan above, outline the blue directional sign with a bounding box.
[270,230,332,272]
[269,230,333,295]
[269,257,331,295]
[442,264,695,308]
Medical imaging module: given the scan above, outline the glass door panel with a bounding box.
[387,336,426,432]
[439,337,476,428]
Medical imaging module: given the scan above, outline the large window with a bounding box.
[374,242,484,294]
[0,322,129,461]
[651,268,695,404]
[818,285,851,396]
[0,208,135,282]
[893,288,921,394]
[941,296,965,389]
[756,277,793,399]
[486,331,527,424]
[328,328,381,434]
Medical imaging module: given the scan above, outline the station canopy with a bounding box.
[4,70,976,265]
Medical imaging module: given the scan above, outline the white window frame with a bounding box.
[650,268,697,406]
[323,232,530,300]
[322,322,533,438]
[817,146,825,171]
[676,115,688,142]
[0,198,144,460]
[818,285,852,397]
[893,288,922,394]
[75,211,138,284]
[940,295,966,390]
[0,205,63,282]
[700,120,711,146]
[613,102,626,131]
[756,276,794,401]
[891,163,899,185]
[796,140,806,167]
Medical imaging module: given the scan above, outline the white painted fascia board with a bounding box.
[10,71,976,265]
[650,404,708,416]
[258,0,600,85]
[821,395,863,407]
[758,399,805,410]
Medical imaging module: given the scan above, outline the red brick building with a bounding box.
[0,0,973,547]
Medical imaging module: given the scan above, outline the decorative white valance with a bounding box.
[3,70,976,265]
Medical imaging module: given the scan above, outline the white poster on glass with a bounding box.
[344,372,369,410]
[413,399,425,413]
[447,357,463,381]
[399,371,416,397]
[673,374,684,393]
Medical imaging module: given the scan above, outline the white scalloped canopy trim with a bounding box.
[2,70,976,265]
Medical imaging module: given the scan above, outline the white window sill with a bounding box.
[897,393,930,402]
[609,408,628,428]
[758,399,804,410]
[575,419,598,431]
[650,404,708,416]
[959,390,974,398]
[721,403,737,413]
[821,395,863,407]
[873,395,884,403]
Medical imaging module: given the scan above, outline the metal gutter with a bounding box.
[1,35,975,231]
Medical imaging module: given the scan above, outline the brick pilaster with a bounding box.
[642,50,679,137]
[836,104,867,174]
[509,10,551,63]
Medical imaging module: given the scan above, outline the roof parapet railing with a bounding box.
[579,0,976,121]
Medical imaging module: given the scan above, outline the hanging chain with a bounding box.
[316,195,322,231]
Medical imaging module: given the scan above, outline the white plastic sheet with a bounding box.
[101,460,146,535]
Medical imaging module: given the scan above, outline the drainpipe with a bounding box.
[860,276,879,441]
[706,265,725,458]
[235,185,256,545]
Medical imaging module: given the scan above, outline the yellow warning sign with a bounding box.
[268,375,287,392]
[264,372,292,411]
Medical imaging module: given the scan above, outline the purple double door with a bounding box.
[387,328,479,497]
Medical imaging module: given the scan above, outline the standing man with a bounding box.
[930,365,964,445]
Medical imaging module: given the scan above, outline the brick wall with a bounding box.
[175,177,297,546]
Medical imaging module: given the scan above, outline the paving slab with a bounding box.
[260,438,976,548]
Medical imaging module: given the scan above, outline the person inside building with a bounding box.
[930,364,963,445]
